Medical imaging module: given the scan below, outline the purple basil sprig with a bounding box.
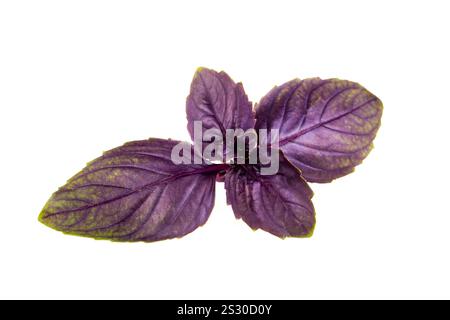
[39,67,383,242]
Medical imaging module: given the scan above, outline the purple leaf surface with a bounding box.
[224,152,315,238]
[186,67,254,145]
[255,78,383,183]
[39,138,218,242]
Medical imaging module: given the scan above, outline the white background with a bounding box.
[1,0,449,300]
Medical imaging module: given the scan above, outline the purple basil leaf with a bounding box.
[186,67,254,147]
[224,153,315,238]
[255,78,383,183]
[39,138,217,242]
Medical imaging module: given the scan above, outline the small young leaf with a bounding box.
[186,67,254,146]
[39,138,217,242]
[224,153,315,238]
[255,78,383,183]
